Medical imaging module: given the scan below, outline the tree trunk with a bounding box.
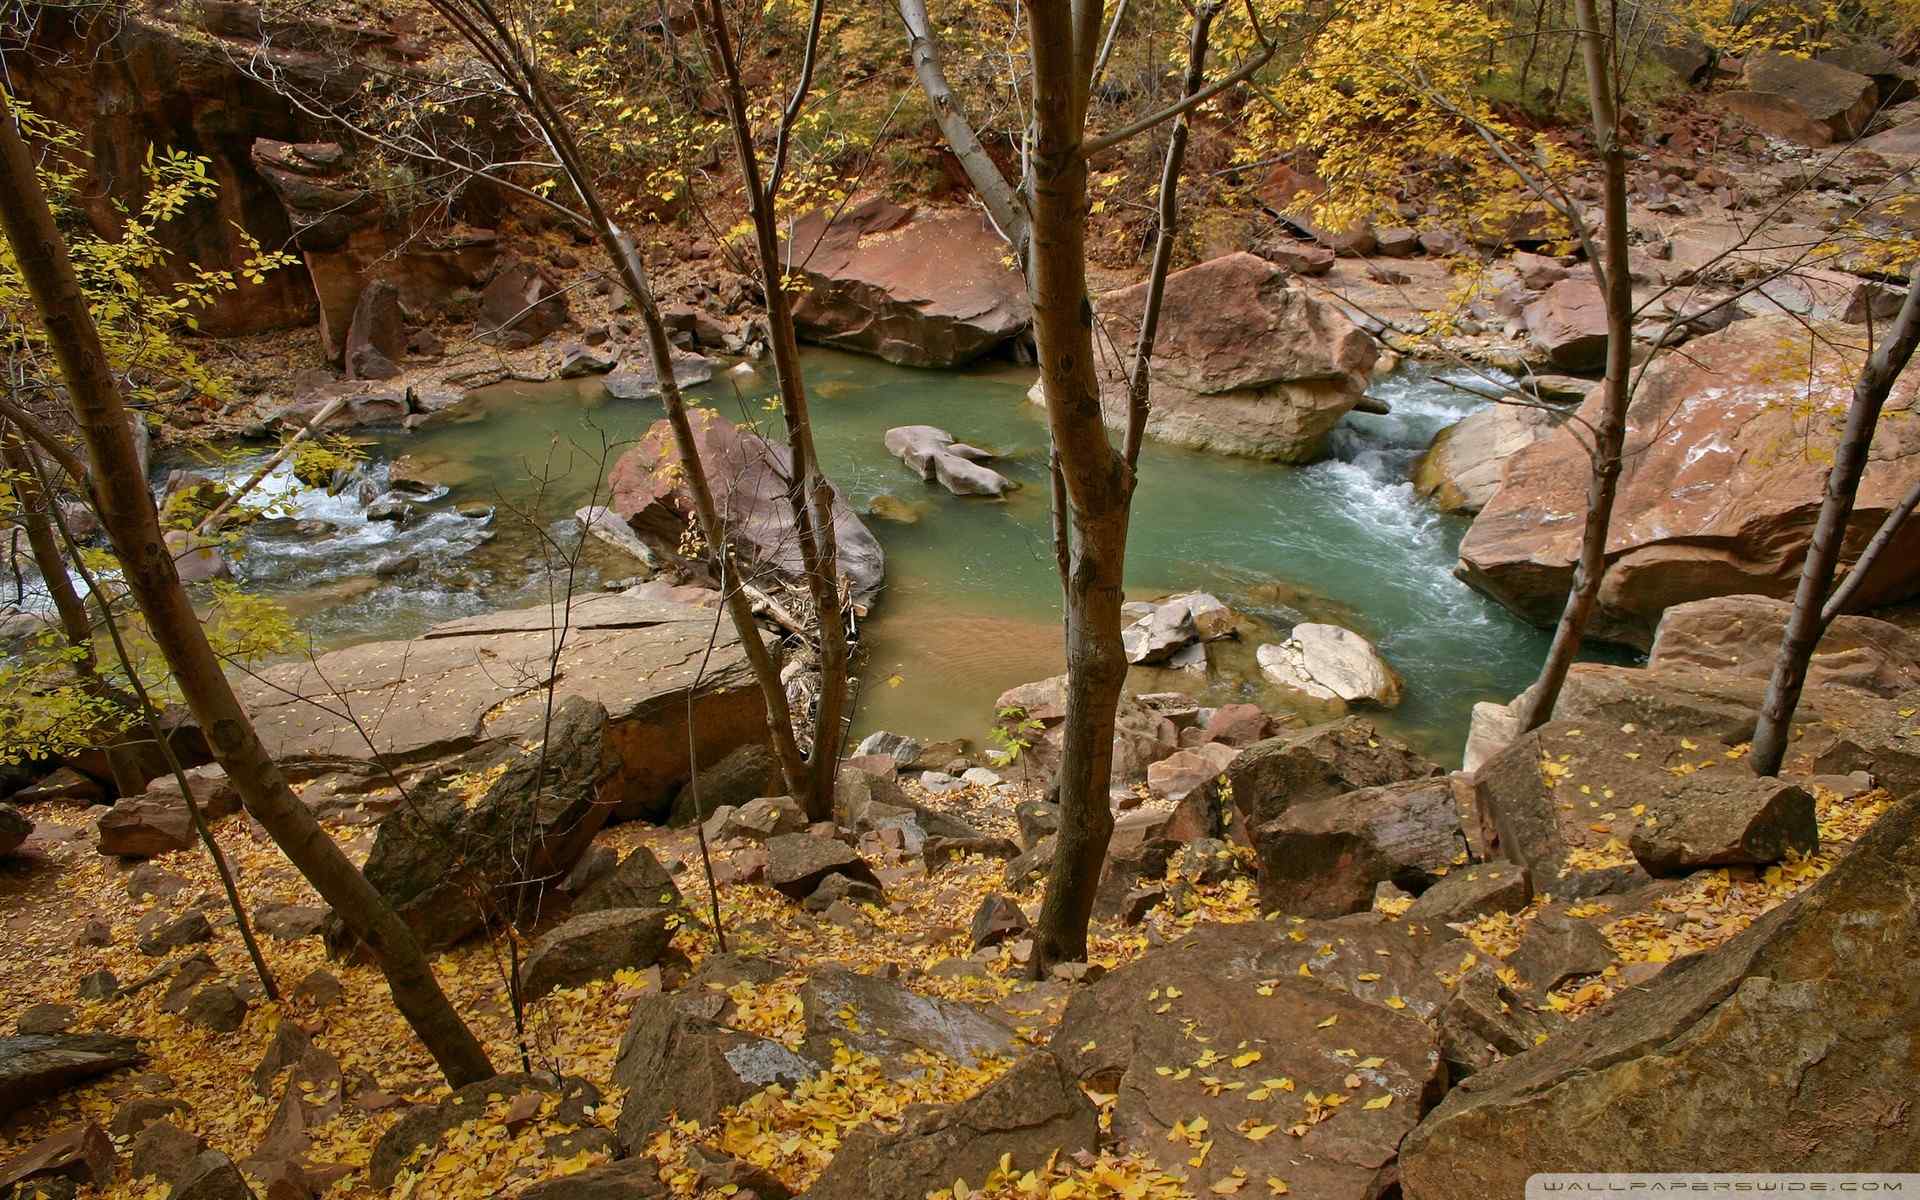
[1822,472,1920,625]
[897,0,1030,253]
[1022,0,1134,975]
[0,95,495,1088]
[1750,262,1920,775]
[1514,0,1631,733]
[1,435,99,674]
[697,0,854,820]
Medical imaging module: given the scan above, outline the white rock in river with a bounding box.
[575,505,659,569]
[883,425,1014,497]
[1122,592,1235,665]
[1257,623,1402,708]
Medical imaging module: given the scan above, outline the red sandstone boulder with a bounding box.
[1523,278,1610,371]
[1075,252,1378,462]
[1457,316,1920,646]
[608,412,886,609]
[784,198,1029,367]
[1721,53,1878,146]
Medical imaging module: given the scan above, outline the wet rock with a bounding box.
[1458,316,1920,646]
[1258,624,1403,708]
[601,350,714,401]
[806,1052,1096,1200]
[992,676,1180,784]
[800,968,1015,1071]
[138,911,213,956]
[763,833,880,901]
[1052,923,1443,1199]
[1220,717,1442,833]
[477,259,570,347]
[784,198,1030,367]
[1080,252,1377,462]
[1630,777,1817,875]
[573,847,683,915]
[612,995,819,1151]
[969,893,1030,950]
[557,344,615,378]
[884,425,1014,496]
[1413,401,1565,513]
[1203,703,1272,746]
[1251,778,1468,916]
[0,1035,144,1119]
[522,907,672,1000]
[610,414,884,610]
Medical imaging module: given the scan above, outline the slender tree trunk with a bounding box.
[1,435,98,673]
[696,0,854,820]
[1751,264,1920,775]
[1514,0,1631,732]
[1023,0,1132,975]
[0,94,494,1088]
[1822,472,1920,625]
[897,0,1030,253]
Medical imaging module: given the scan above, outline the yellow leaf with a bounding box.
[1384,996,1406,1010]
[1267,1178,1290,1195]
[1316,1016,1337,1029]
[1363,1095,1393,1110]
[1232,1050,1262,1068]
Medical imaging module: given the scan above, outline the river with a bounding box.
[197,348,1564,764]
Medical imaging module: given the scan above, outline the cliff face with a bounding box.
[13,6,333,333]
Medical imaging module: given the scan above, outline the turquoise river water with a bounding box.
[204,349,1573,764]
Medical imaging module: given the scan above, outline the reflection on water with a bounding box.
[192,349,1561,764]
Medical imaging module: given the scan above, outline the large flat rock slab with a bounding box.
[235,593,767,816]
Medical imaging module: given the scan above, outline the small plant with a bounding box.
[987,704,1045,786]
